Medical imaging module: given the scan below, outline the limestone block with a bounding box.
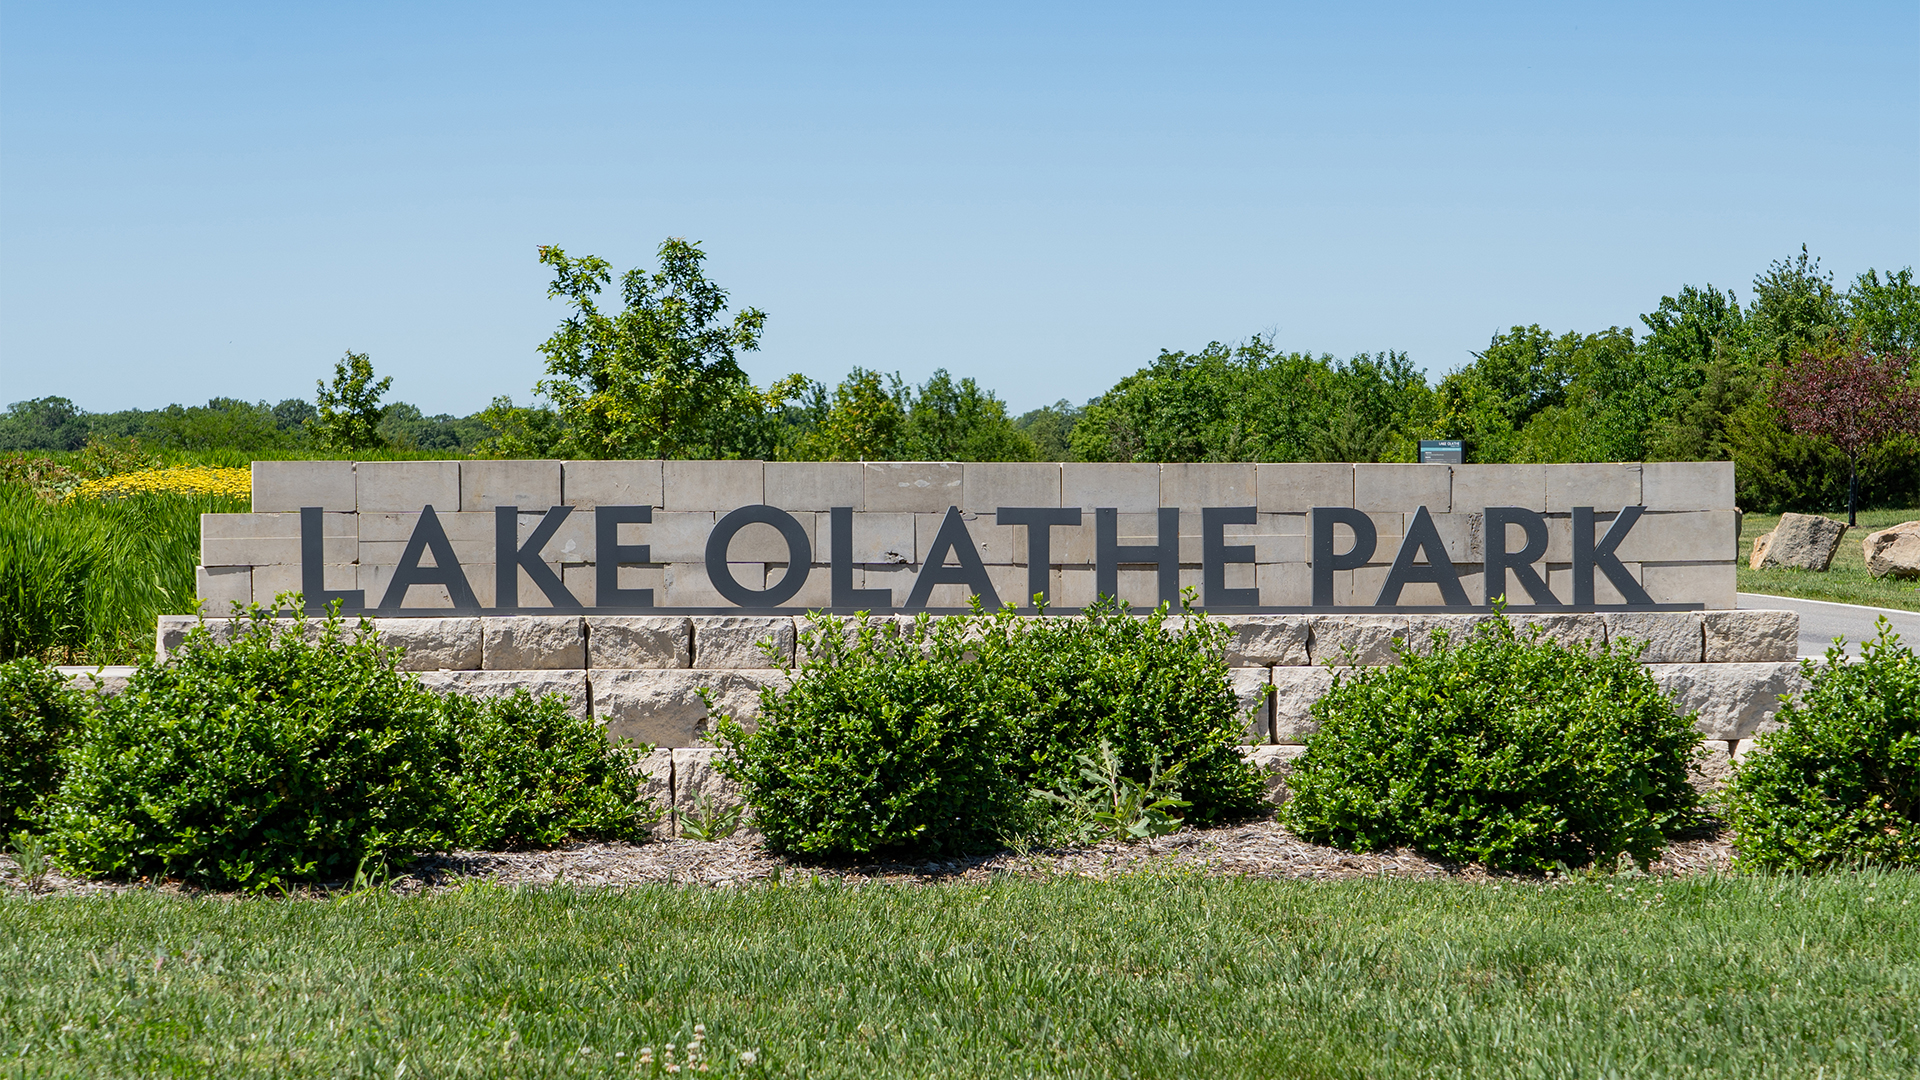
[1451,464,1546,513]
[1640,562,1736,610]
[1426,511,1483,562]
[661,561,766,607]
[370,617,483,670]
[251,562,358,610]
[864,461,964,512]
[252,460,356,514]
[593,669,709,747]
[357,537,493,567]
[156,614,198,661]
[459,460,561,512]
[1752,512,1847,571]
[1239,744,1309,805]
[481,615,585,670]
[200,511,352,541]
[196,566,252,609]
[1543,561,1648,608]
[562,564,664,609]
[1613,511,1737,564]
[1508,613,1607,652]
[203,535,355,566]
[793,613,909,663]
[561,459,664,509]
[1221,615,1310,666]
[587,616,691,668]
[1648,662,1803,740]
[713,513,816,563]
[913,511,1017,565]
[1308,615,1409,666]
[693,615,797,668]
[358,510,496,543]
[1403,613,1497,655]
[1159,463,1255,508]
[819,511,915,565]
[1256,563,1313,606]
[671,747,749,837]
[962,462,1062,512]
[1702,609,1799,662]
[640,511,718,562]
[1688,741,1736,794]
[415,669,590,720]
[1600,611,1703,664]
[1545,463,1640,513]
[1642,461,1734,511]
[1353,464,1451,513]
[1255,463,1354,512]
[357,461,460,514]
[1272,667,1336,744]
[1862,520,1920,580]
[57,665,137,696]
[663,460,764,511]
[1229,667,1272,743]
[1061,462,1159,513]
[764,461,864,511]
[632,748,675,838]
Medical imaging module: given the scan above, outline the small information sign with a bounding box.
[1419,439,1464,465]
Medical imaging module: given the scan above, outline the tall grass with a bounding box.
[0,484,248,664]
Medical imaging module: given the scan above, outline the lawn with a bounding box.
[1737,507,1920,613]
[3,873,1916,1078]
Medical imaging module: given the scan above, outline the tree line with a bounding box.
[4,240,1915,512]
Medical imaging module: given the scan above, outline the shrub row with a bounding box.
[3,609,657,890]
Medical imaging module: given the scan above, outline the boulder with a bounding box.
[1863,520,1920,580]
[1751,513,1846,571]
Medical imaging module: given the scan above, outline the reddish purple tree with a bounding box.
[1771,345,1920,526]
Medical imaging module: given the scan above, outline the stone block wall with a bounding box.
[195,459,1740,612]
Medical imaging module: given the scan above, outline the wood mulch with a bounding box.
[1,819,1735,899]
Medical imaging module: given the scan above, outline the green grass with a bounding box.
[1738,507,1920,613]
[3,873,1917,1078]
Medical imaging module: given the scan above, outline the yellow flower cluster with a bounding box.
[71,466,252,501]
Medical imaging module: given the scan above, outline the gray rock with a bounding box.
[692,615,796,669]
[57,665,137,696]
[1863,520,1920,580]
[1646,662,1803,740]
[1753,512,1846,571]
[415,669,590,720]
[589,668,789,749]
[1220,615,1310,666]
[1238,744,1308,805]
[1507,613,1607,652]
[1688,741,1735,794]
[481,616,585,670]
[1403,613,1498,656]
[792,613,907,664]
[1308,615,1408,666]
[587,616,692,669]
[1702,609,1799,662]
[370,617,482,670]
[1229,667,1272,743]
[672,747,753,838]
[1601,612,1703,664]
[632,748,676,839]
[1272,667,1337,744]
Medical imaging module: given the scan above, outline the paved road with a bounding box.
[1738,592,1920,658]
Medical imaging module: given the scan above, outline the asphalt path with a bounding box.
[1738,592,1920,658]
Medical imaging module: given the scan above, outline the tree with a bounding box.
[0,397,90,451]
[311,351,393,452]
[899,370,1036,461]
[1771,345,1920,525]
[531,240,803,459]
[785,368,908,461]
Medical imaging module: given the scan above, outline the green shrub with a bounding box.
[1725,620,1920,870]
[0,658,86,832]
[1280,619,1704,871]
[441,688,658,849]
[44,609,657,889]
[719,600,1265,858]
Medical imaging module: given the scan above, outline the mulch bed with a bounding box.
[2,819,1735,898]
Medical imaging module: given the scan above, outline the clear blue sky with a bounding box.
[2,2,1915,417]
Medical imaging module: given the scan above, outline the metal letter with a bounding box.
[906,507,1001,609]
[299,506,365,615]
[1375,506,1471,607]
[1095,507,1180,607]
[1574,506,1653,606]
[705,505,813,608]
[996,506,1081,611]
[495,506,582,611]
[1311,507,1376,607]
[1202,506,1259,608]
[595,505,655,609]
[1484,506,1557,606]
[830,506,890,609]
[379,505,479,612]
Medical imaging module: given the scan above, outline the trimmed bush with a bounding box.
[1281,619,1703,871]
[1726,620,1920,870]
[0,658,86,832]
[44,610,656,889]
[719,600,1265,858]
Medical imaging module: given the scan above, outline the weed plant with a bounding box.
[1283,618,1704,871]
[1726,619,1920,869]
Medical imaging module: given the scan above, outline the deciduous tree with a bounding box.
[1771,345,1920,525]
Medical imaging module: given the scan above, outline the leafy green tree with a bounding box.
[529,240,803,459]
[311,351,393,453]
[1847,267,1920,354]
[900,370,1036,461]
[148,398,289,452]
[1013,400,1081,461]
[1746,246,1848,368]
[784,368,908,461]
